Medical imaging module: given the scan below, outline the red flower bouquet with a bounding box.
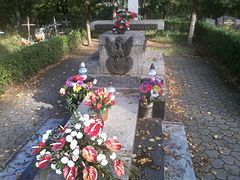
[33,114,125,180]
[84,88,116,115]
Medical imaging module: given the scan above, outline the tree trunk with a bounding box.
[86,20,92,46]
[187,0,198,46]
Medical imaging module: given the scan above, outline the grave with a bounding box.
[90,19,164,32]
[217,15,240,28]
[21,16,36,41]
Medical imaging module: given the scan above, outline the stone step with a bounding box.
[162,121,196,180]
[0,118,67,180]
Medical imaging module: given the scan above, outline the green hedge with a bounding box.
[0,30,86,93]
[165,19,189,33]
[194,22,240,78]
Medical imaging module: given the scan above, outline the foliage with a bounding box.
[33,113,125,180]
[194,22,240,78]
[0,30,86,93]
[164,18,189,33]
[0,35,23,56]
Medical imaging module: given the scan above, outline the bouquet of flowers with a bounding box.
[84,88,116,115]
[112,8,139,34]
[32,114,125,180]
[60,74,93,114]
[139,77,164,105]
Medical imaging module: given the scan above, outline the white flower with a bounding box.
[36,154,41,160]
[46,130,52,135]
[76,132,83,139]
[51,164,56,170]
[72,155,79,162]
[61,156,69,164]
[93,79,98,84]
[65,128,72,133]
[91,136,96,141]
[67,160,75,167]
[71,131,77,137]
[75,123,81,130]
[101,159,108,166]
[56,169,62,174]
[84,121,90,127]
[42,134,49,142]
[110,153,116,160]
[35,162,39,167]
[111,95,115,101]
[97,154,106,161]
[73,149,80,156]
[97,139,103,145]
[83,114,89,120]
[40,149,46,156]
[66,135,73,142]
[70,140,78,150]
[113,136,118,140]
[100,132,107,141]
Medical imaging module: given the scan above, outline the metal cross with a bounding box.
[62,17,70,29]
[51,16,61,34]
[21,16,36,41]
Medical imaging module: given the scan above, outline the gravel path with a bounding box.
[165,56,240,179]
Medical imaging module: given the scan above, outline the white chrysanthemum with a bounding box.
[36,154,41,160]
[113,136,117,140]
[73,149,80,156]
[35,162,39,167]
[56,169,62,174]
[42,134,49,142]
[97,139,103,145]
[51,164,56,170]
[70,140,78,150]
[71,131,77,137]
[84,121,90,127]
[97,154,106,161]
[101,159,108,166]
[66,135,73,142]
[46,130,52,135]
[65,128,72,133]
[76,132,83,139]
[61,156,69,164]
[91,136,96,141]
[72,155,79,162]
[110,152,116,160]
[40,149,46,156]
[100,132,107,141]
[110,95,115,101]
[67,160,75,167]
[75,123,81,130]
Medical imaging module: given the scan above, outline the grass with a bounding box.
[146,30,196,56]
[0,35,22,57]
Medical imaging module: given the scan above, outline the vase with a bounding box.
[98,109,109,121]
[138,101,153,119]
[152,99,165,120]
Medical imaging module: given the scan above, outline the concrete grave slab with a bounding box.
[162,121,196,180]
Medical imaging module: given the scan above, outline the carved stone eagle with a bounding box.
[105,36,133,75]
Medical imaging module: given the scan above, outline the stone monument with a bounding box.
[99,31,146,75]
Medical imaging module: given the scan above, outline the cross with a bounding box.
[21,16,35,41]
[62,17,70,29]
[51,16,61,34]
[128,0,139,14]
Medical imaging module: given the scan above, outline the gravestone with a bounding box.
[205,18,215,25]
[128,0,138,14]
[99,31,145,75]
[90,20,164,32]
[50,16,61,34]
[217,15,240,28]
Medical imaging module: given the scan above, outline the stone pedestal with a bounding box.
[99,31,145,75]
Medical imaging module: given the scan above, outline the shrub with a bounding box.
[0,30,86,93]
[194,22,240,78]
[165,19,189,33]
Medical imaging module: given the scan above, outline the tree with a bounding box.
[187,0,198,46]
